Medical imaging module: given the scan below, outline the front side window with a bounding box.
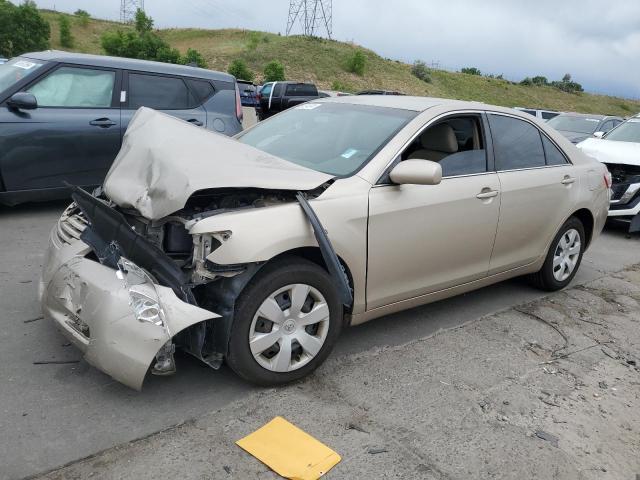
[285,83,317,96]
[128,73,194,110]
[0,57,45,94]
[238,102,416,176]
[604,119,640,143]
[27,66,115,107]
[401,115,487,177]
[489,114,545,170]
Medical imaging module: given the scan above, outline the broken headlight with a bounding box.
[116,258,167,329]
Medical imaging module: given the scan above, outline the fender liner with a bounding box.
[296,192,353,307]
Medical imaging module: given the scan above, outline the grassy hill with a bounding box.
[41,10,640,117]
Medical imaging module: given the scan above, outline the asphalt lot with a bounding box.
[1,200,639,479]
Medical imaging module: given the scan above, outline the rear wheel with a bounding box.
[226,258,343,386]
[529,216,585,291]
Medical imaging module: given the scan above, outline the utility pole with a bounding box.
[286,0,332,39]
[120,0,145,24]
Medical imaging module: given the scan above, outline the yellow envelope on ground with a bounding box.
[236,416,341,480]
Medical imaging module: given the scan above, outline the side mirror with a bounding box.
[7,92,37,111]
[389,159,442,186]
[593,131,605,139]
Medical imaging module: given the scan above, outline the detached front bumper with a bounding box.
[39,206,218,390]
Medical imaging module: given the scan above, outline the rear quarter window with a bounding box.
[285,84,318,96]
[488,114,546,170]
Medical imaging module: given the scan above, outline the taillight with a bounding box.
[604,171,612,189]
[234,82,243,123]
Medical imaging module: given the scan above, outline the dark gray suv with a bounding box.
[0,51,243,205]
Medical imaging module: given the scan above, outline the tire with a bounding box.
[226,257,343,386]
[529,216,585,291]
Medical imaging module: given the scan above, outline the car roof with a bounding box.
[554,112,622,121]
[318,95,500,112]
[21,50,234,83]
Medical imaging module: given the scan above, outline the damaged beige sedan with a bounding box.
[40,97,610,390]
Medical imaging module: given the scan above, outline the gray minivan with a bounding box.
[0,51,243,205]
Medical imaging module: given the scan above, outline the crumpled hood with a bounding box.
[103,108,333,220]
[577,137,640,167]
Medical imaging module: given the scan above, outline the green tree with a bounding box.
[263,60,285,82]
[74,9,90,27]
[59,15,74,48]
[411,60,431,83]
[134,8,153,34]
[0,0,50,57]
[228,59,254,82]
[346,51,366,76]
[461,67,481,76]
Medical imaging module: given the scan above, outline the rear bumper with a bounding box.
[40,227,218,391]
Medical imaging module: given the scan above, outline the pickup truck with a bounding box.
[257,81,319,120]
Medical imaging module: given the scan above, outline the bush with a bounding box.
[0,0,50,57]
[59,15,74,48]
[550,73,583,94]
[346,51,366,76]
[411,60,431,83]
[331,80,351,92]
[461,67,481,76]
[74,9,90,26]
[263,60,285,82]
[228,59,254,82]
[181,48,207,68]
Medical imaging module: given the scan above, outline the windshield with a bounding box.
[237,102,417,176]
[604,119,640,143]
[0,57,45,94]
[547,115,601,134]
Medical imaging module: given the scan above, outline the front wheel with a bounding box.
[226,258,343,386]
[529,216,585,291]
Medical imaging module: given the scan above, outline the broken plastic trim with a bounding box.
[295,192,353,307]
[70,185,195,304]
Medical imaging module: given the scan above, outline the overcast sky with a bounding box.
[31,0,640,99]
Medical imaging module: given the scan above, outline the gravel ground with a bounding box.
[36,265,640,480]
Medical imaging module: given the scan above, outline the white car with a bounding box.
[513,107,560,121]
[578,117,640,232]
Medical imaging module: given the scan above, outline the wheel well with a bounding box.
[572,208,594,248]
[268,247,354,313]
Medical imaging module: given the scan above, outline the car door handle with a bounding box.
[89,118,116,128]
[561,176,576,185]
[187,118,204,126]
[476,189,499,199]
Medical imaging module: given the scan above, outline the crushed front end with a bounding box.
[606,163,640,232]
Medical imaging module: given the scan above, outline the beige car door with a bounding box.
[486,113,579,274]
[366,114,501,309]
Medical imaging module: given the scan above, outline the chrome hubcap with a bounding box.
[553,228,581,282]
[249,283,330,372]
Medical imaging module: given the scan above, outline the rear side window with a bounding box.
[541,135,568,166]
[285,83,317,96]
[27,67,115,108]
[488,114,545,170]
[128,73,195,110]
[187,79,215,104]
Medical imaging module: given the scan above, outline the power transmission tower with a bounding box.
[286,0,332,39]
[120,0,145,24]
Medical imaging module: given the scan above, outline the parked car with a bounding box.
[577,117,640,232]
[41,97,609,390]
[357,89,405,96]
[257,81,319,120]
[514,107,560,121]
[0,51,243,206]
[0,58,7,64]
[237,80,258,108]
[547,113,623,144]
